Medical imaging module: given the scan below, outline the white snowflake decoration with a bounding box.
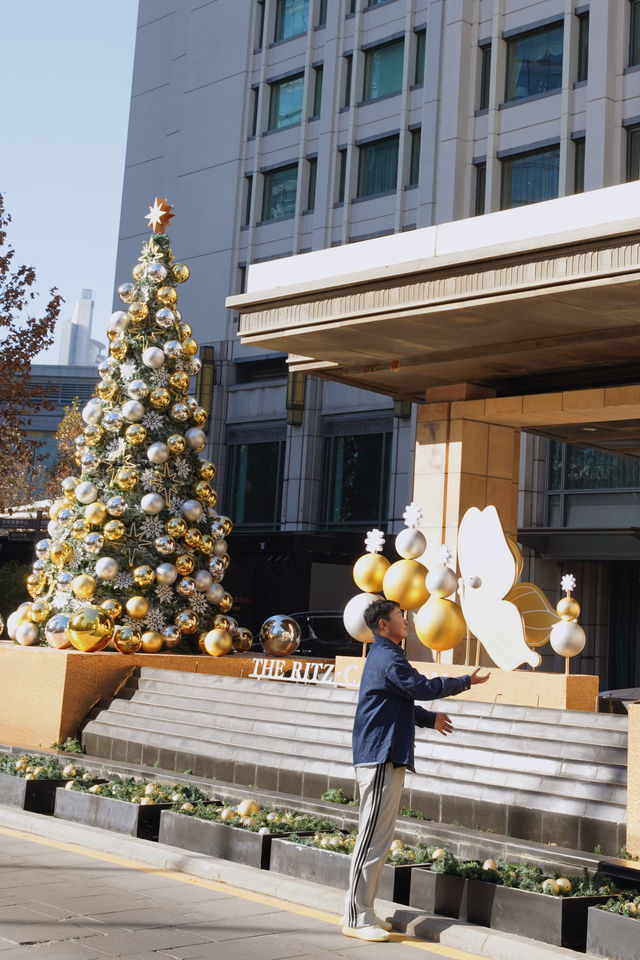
[52,591,72,609]
[141,468,162,491]
[71,547,84,566]
[561,573,577,594]
[120,615,137,628]
[139,516,164,540]
[437,544,453,566]
[364,529,385,554]
[69,597,89,611]
[119,362,137,382]
[113,572,134,590]
[142,411,164,431]
[155,584,173,605]
[189,592,208,615]
[144,607,166,631]
[105,438,126,461]
[150,368,170,387]
[402,502,423,529]
[168,500,185,517]
[174,458,191,479]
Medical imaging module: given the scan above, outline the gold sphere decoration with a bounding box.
[104,520,126,542]
[149,388,171,409]
[50,541,73,566]
[193,480,214,503]
[85,502,107,525]
[167,434,186,455]
[181,338,198,358]
[166,517,187,538]
[128,301,149,323]
[113,625,142,654]
[83,424,104,446]
[163,625,182,648]
[96,378,118,401]
[68,607,114,652]
[50,499,67,521]
[72,518,90,538]
[133,565,155,587]
[26,574,45,598]
[184,528,202,550]
[141,631,164,653]
[414,597,466,652]
[177,321,192,341]
[15,603,33,625]
[556,596,581,621]
[156,285,178,306]
[382,559,429,610]
[175,554,195,576]
[106,325,123,343]
[125,596,150,620]
[200,534,215,555]
[169,371,190,393]
[198,460,216,481]
[115,466,138,491]
[72,574,97,600]
[61,476,79,497]
[218,592,233,613]
[204,628,233,657]
[125,424,147,445]
[132,263,145,282]
[110,340,128,361]
[190,407,208,427]
[172,262,190,283]
[232,628,253,652]
[175,610,199,635]
[30,599,50,623]
[101,598,123,618]
[353,553,390,594]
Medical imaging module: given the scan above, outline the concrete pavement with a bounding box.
[0,805,597,960]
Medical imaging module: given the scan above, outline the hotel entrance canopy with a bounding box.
[229,183,640,429]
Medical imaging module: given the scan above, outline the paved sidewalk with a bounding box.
[0,806,595,960]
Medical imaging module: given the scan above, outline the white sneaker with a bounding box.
[342,924,391,942]
[376,916,393,932]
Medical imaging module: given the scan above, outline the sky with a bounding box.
[2,1,138,363]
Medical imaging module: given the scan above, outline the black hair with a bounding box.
[364,598,400,631]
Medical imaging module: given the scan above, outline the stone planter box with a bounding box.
[465,879,609,951]
[586,905,640,960]
[408,867,467,918]
[158,811,297,870]
[0,772,67,814]
[54,788,171,841]
[269,837,414,905]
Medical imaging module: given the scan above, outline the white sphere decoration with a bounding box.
[184,428,206,451]
[425,566,458,599]
[141,493,165,515]
[16,622,38,646]
[182,499,203,523]
[343,592,383,643]
[550,620,586,658]
[194,570,213,592]
[156,563,178,585]
[75,482,98,504]
[48,520,65,540]
[110,310,129,327]
[142,346,165,369]
[95,557,120,580]
[122,400,145,422]
[206,582,225,605]
[395,527,427,560]
[147,442,170,465]
[82,399,103,425]
[212,539,227,557]
[469,576,482,589]
[6,612,19,640]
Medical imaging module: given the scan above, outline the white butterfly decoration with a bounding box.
[457,505,541,671]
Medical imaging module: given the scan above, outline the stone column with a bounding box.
[627,703,640,857]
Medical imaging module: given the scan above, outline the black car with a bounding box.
[286,611,364,659]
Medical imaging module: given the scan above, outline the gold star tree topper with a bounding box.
[145,197,175,233]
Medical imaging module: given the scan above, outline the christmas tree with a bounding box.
[7,199,252,657]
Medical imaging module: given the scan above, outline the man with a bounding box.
[342,598,490,942]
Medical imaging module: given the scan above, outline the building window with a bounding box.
[363,38,404,101]
[547,439,640,529]
[243,175,253,226]
[367,0,393,7]
[409,128,421,185]
[348,0,356,13]
[318,0,327,27]
[321,420,392,527]
[631,0,640,66]
[505,22,563,102]
[357,135,399,198]
[250,87,259,137]
[262,163,298,220]
[627,125,640,181]
[343,54,353,107]
[474,162,486,215]
[337,148,347,203]
[256,1,265,48]
[479,43,491,109]
[196,346,215,412]
[306,157,317,210]
[414,29,426,86]
[500,145,560,209]
[274,0,308,42]
[226,431,285,528]
[574,137,585,193]
[577,12,589,82]
[312,65,323,117]
[268,73,304,130]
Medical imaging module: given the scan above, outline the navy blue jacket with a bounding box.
[352,635,471,771]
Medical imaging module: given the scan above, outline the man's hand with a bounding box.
[434,713,454,736]
[470,667,490,685]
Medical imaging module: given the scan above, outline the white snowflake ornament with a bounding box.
[119,362,137,382]
[189,593,208,615]
[437,544,454,566]
[141,468,162,491]
[364,529,385,554]
[561,573,577,595]
[142,411,164,431]
[402,502,423,529]
[144,607,166,631]
[155,584,173,605]
[113,572,134,590]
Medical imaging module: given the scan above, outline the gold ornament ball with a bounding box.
[353,553,390,593]
[113,625,142,654]
[72,574,97,600]
[110,340,128,361]
[68,607,114,653]
[61,476,79,497]
[482,859,498,872]
[181,337,198,358]
[157,285,178,305]
[149,388,171,409]
[30,599,50,623]
[126,596,150,620]
[175,554,195,576]
[414,597,466,652]
[141,631,164,653]
[177,321,192,341]
[71,519,90,538]
[26,574,45,598]
[169,371,190,393]
[198,460,216,481]
[556,877,572,894]
[163,625,182,648]
[172,262,190,283]
[218,592,233,613]
[15,602,33,625]
[232,628,253,652]
[193,480,213,503]
[167,434,186,455]
[556,596,581,621]
[190,407,208,427]
[125,423,147,446]
[200,534,215,555]
[115,466,138,491]
[96,378,118,401]
[50,541,73,566]
[50,498,67,521]
[175,610,199,635]
[133,565,155,587]
[542,879,560,896]
[85,502,107,525]
[104,520,126,542]
[204,628,233,657]
[101,598,123,618]
[118,281,137,303]
[83,424,104,446]
[132,263,145,282]
[128,301,149,323]
[382,559,429,610]
[184,528,202,550]
[166,517,187,538]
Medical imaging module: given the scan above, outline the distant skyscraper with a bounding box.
[58,289,105,366]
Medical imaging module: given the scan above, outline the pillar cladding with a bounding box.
[627,703,640,857]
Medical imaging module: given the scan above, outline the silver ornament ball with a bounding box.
[95,557,120,580]
[259,616,301,657]
[122,400,145,422]
[550,620,586,658]
[75,482,98,504]
[395,527,427,560]
[142,347,165,369]
[127,379,150,401]
[184,428,206,452]
[147,442,170,465]
[163,339,183,359]
[194,570,213,592]
[182,499,203,522]
[425,565,458,599]
[155,562,178,585]
[141,493,165,515]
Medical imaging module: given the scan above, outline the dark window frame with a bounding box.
[577,11,589,82]
[500,144,560,209]
[504,21,564,103]
[261,162,299,221]
[363,37,405,102]
[356,134,400,199]
[268,72,305,131]
[479,43,492,109]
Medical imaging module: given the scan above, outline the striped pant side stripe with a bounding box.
[346,763,386,928]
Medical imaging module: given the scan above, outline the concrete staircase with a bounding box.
[80,668,628,855]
